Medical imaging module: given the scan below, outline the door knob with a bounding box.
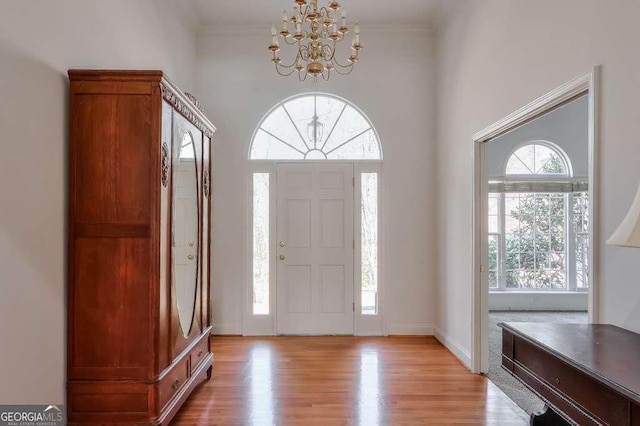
[189,241,194,247]
[279,255,285,260]
[279,241,286,248]
[188,254,194,260]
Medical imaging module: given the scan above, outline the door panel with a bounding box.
[276,163,354,335]
[286,265,312,314]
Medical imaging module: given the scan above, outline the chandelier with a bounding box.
[268,0,362,82]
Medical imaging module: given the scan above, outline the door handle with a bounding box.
[279,255,285,261]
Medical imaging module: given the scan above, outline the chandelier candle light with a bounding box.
[269,0,362,82]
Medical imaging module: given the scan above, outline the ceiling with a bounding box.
[193,0,442,26]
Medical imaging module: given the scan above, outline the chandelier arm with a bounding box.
[318,7,331,20]
[281,48,305,69]
[332,55,354,69]
[300,4,312,21]
[275,62,299,77]
[328,40,355,68]
[298,68,308,82]
[299,44,310,61]
[331,62,354,76]
[321,45,333,62]
[322,67,331,81]
[278,60,299,69]
[283,37,298,45]
[333,32,345,43]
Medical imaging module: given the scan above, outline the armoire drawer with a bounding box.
[190,337,209,373]
[158,356,190,411]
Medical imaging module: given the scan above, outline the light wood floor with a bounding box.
[172,336,527,425]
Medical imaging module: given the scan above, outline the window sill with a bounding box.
[490,290,588,295]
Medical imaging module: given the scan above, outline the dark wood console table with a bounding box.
[499,323,640,425]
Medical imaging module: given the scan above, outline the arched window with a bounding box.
[250,94,382,160]
[505,143,570,176]
[488,142,589,291]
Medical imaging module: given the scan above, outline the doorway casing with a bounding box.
[243,159,384,336]
[470,68,601,373]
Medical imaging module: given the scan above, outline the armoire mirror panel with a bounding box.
[173,132,199,337]
[67,70,215,425]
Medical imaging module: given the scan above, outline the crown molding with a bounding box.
[198,22,434,37]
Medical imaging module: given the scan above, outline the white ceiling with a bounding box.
[193,0,442,26]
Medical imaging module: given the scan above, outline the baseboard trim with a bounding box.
[211,323,241,335]
[386,323,434,336]
[434,327,472,369]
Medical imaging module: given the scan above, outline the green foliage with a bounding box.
[541,154,564,174]
[505,193,566,289]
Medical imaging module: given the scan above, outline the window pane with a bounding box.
[324,106,371,153]
[505,144,568,176]
[361,173,378,315]
[326,129,380,160]
[488,234,499,288]
[260,106,309,153]
[535,146,565,174]
[251,129,305,160]
[253,173,270,315]
[250,95,381,160]
[488,193,499,233]
[502,192,567,289]
[574,192,590,289]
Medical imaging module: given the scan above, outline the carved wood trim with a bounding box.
[160,82,214,138]
[162,142,170,187]
[184,93,204,113]
[203,167,210,198]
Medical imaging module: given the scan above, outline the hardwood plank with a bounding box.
[172,336,527,425]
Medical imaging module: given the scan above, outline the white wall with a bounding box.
[435,0,640,368]
[487,95,589,178]
[0,0,198,405]
[196,25,438,336]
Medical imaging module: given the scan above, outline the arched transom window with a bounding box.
[250,94,381,160]
[505,143,570,176]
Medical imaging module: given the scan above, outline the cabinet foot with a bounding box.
[530,405,571,426]
[206,365,213,380]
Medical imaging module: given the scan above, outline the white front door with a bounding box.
[276,163,354,335]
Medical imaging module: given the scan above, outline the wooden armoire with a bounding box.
[67,70,214,425]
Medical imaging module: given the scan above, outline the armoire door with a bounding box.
[171,113,204,357]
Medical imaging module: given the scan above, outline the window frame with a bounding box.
[243,93,385,336]
[248,92,383,161]
[490,141,588,292]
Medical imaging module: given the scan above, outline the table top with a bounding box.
[499,322,640,404]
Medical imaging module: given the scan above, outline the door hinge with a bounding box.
[353,302,355,312]
[353,177,355,187]
[353,239,355,249]
[480,264,486,273]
